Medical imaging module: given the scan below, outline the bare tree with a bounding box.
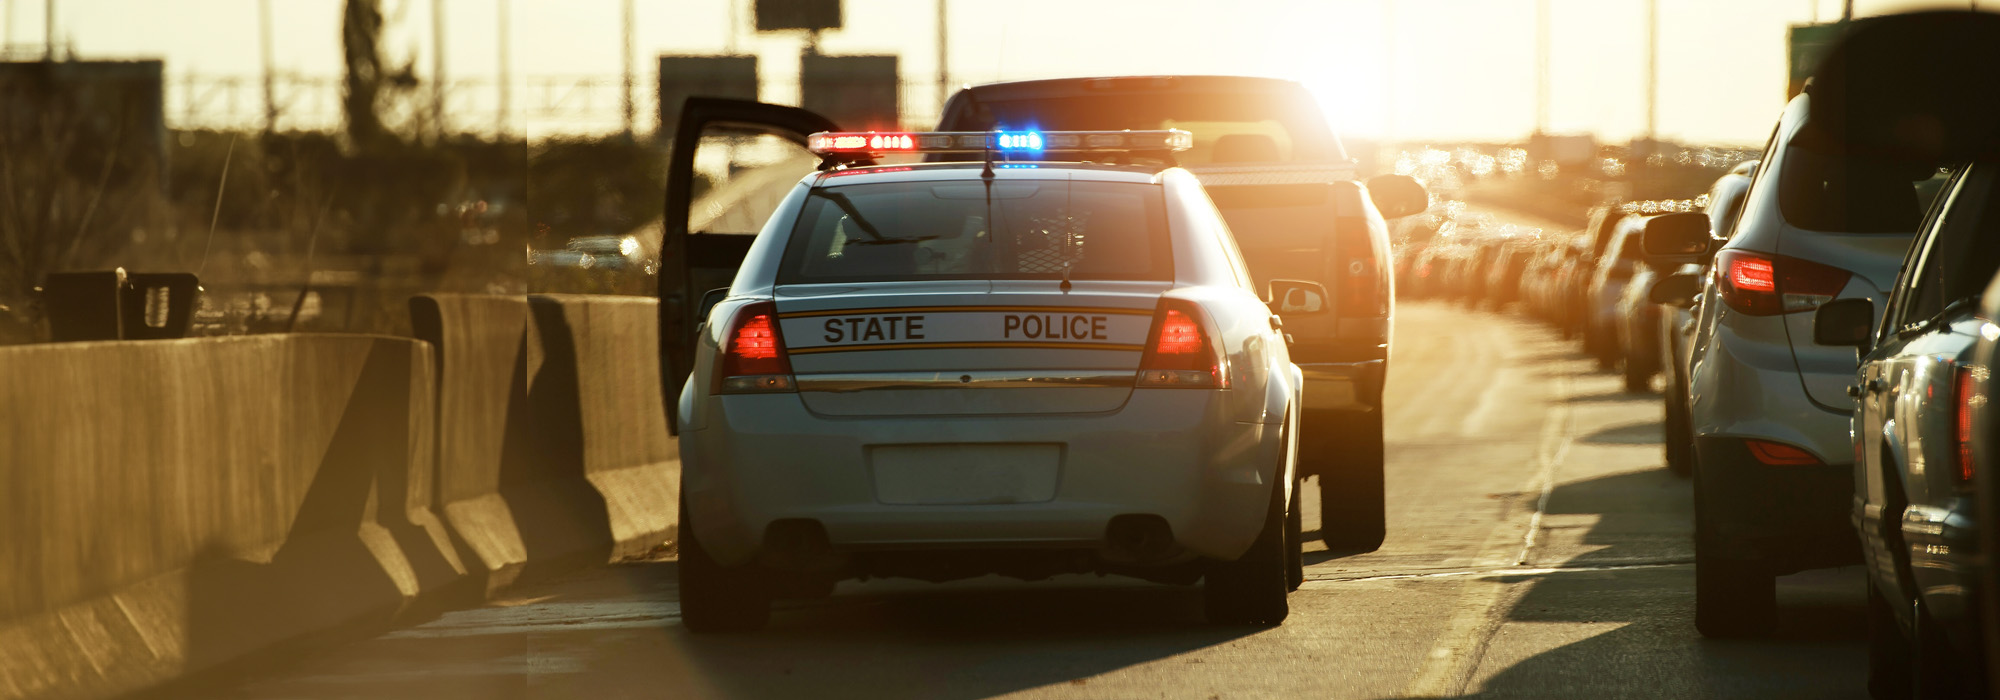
[0,64,162,342]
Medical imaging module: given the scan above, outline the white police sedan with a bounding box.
[673,129,1324,631]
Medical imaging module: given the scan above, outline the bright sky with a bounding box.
[0,0,1979,144]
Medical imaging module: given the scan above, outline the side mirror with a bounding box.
[1812,297,1875,350]
[1268,279,1330,315]
[696,287,731,326]
[1366,174,1429,219]
[1648,272,1702,306]
[1640,212,1714,265]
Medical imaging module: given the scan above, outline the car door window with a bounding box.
[1886,165,1977,334]
[1935,167,2000,303]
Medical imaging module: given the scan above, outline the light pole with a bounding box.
[1534,0,1549,136]
[621,0,634,137]
[432,0,447,138]
[260,0,276,133]
[1644,0,1658,149]
[937,0,949,117]
[497,0,510,137]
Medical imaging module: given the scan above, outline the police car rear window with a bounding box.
[775,179,1172,284]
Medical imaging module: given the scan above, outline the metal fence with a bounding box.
[167,72,946,138]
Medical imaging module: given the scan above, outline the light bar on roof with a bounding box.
[806,130,1193,157]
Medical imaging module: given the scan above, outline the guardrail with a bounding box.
[0,294,676,700]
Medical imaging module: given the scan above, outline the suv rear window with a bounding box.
[1778,145,1950,233]
[776,179,1172,284]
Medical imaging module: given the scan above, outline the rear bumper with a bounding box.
[1695,436,1858,572]
[1903,501,1985,654]
[1299,359,1385,412]
[679,389,1285,568]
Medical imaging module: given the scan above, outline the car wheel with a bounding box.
[1693,473,1775,638]
[1663,392,1694,478]
[1204,483,1291,626]
[678,498,772,634]
[1868,575,1915,700]
[1316,409,1387,553]
[1286,477,1304,592]
[1622,343,1651,392]
[1911,597,1973,699]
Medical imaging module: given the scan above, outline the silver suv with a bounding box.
[1647,91,1948,638]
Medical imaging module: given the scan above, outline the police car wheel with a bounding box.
[1692,478,1774,638]
[1317,409,1386,553]
[1867,576,1915,700]
[1204,483,1291,626]
[678,501,772,634]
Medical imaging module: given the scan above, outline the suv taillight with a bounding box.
[1137,299,1229,388]
[1713,250,1851,316]
[1957,365,1979,484]
[716,301,795,394]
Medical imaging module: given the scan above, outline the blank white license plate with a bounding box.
[868,444,1062,505]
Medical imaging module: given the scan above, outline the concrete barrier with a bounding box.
[527,294,679,562]
[0,293,680,698]
[409,295,534,595]
[0,334,460,700]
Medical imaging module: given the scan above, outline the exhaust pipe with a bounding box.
[1104,514,1178,563]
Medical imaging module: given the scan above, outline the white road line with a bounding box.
[1402,356,1575,698]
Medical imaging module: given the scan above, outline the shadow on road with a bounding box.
[1413,466,1869,698]
[1577,420,1664,445]
[651,577,1259,700]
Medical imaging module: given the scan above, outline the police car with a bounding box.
[669,128,1323,632]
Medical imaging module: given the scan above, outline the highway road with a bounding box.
[190,302,1869,699]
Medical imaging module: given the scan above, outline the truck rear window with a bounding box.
[776,179,1172,284]
[944,92,1342,166]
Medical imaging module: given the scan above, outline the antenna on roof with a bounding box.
[980,129,997,180]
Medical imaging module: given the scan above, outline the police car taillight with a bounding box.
[717,301,795,394]
[806,130,1194,157]
[1137,299,1229,389]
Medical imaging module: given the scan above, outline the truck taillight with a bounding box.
[1957,365,1980,484]
[1713,250,1851,316]
[1137,299,1229,389]
[716,301,795,394]
[1336,227,1385,316]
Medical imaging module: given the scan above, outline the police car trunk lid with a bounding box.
[775,280,1167,416]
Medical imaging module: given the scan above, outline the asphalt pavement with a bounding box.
[197,302,1867,699]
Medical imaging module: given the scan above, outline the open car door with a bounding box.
[660,97,847,432]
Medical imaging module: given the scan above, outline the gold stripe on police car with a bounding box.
[777,306,1154,355]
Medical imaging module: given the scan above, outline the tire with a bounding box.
[1693,473,1775,638]
[1286,478,1305,592]
[1316,408,1387,553]
[1911,597,1974,699]
[678,499,772,634]
[1868,576,1915,700]
[1595,328,1620,372]
[1622,340,1651,393]
[1204,483,1291,626]
[1663,391,1694,478]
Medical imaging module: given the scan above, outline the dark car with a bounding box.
[1572,205,1631,353]
[1815,160,2000,698]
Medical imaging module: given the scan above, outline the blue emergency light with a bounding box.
[806,129,1193,157]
